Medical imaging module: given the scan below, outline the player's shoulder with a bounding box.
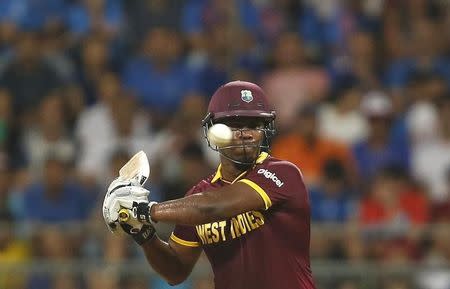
[246,154,305,187]
[259,155,304,177]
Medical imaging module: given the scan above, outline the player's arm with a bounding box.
[151,181,267,225]
[139,235,202,285]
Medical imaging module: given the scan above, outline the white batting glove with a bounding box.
[102,181,150,233]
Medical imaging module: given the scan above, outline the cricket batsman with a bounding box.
[103,81,316,289]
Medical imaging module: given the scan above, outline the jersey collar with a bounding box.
[211,152,269,184]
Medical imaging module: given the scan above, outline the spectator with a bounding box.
[319,77,368,145]
[181,0,260,38]
[21,92,75,180]
[384,19,450,88]
[161,142,212,201]
[358,167,429,262]
[359,167,429,228]
[319,0,381,53]
[122,26,198,125]
[67,0,123,39]
[329,30,381,90]
[75,72,157,185]
[272,102,355,186]
[262,31,329,132]
[0,0,66,32]
[40,24,75,84]
[256,1,303,45]
[412,95,450,201]
[0,31,64,125]
[352,91,411,182]
[193,25,235,98]
[123,0,182,49]
[310,159,356,223]
[405,72,447,146]
[75,35,113,105]
[181,0,265,79]
[21,156,90,223]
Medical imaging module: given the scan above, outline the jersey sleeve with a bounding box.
[169,186,202,247]
[238,161,307,210]
[171,225,201,247]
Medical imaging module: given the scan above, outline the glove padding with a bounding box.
[103,180,150,233]
[120,223,156,245]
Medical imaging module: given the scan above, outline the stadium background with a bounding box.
[0,0,449,288]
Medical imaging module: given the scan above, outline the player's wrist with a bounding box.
[135,201,158,225]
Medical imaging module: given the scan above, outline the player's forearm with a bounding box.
[141,237,190,285]
[151,192,227,225]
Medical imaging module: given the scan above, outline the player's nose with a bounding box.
[234,128,253,140]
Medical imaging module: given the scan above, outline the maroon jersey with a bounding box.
[171,152,316,289]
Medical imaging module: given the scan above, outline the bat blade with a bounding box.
[118,150,150,186]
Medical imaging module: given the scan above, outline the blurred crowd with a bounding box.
[0,0,449,289]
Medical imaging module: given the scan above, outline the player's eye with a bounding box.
[251,123,265,129]
[219,120,265,130]
[228,123,263,130]
[244,121,264,129]
[221,121,242,129]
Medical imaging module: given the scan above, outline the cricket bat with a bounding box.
[117,150,149,223]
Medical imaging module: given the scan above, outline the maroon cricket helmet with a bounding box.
[206,80,276,121]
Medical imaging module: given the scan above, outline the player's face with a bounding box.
[218,117,265,163]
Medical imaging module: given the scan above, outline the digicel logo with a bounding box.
[257,169,284,187]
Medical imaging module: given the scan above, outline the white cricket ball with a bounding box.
[208,123,233,147]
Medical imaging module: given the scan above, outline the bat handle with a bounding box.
[118,208,130,222]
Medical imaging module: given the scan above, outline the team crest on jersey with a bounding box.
[241,90,253,103]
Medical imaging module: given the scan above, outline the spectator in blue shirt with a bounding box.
[0,0,66,31]
[122,26,198,126]
[67,0,123,39]
[352,91,411,183]
[383,19,450,88]
[310,158,356,223]
[181,0,260,36]
[123,0,183,50]
[21,154,90,223]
